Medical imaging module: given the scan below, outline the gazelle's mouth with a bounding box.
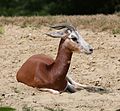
[84,48,93,54]
[83,44,93,54]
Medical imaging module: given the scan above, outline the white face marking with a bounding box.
[68,30,93,54]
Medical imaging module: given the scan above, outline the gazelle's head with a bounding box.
[46,24,93,54]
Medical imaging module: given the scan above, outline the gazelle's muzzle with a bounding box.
[78,37,93,54]
[83,45,93,54]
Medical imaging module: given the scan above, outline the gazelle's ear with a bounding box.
[46,31,66,38]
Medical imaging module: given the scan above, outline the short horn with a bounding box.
[50,23,75,31]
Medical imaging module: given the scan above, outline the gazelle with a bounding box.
[16,24,104,94]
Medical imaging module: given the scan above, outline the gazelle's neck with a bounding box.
[51,38,73,79]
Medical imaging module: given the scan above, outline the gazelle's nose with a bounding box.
[89,48,93,53]
[85,45,93,54]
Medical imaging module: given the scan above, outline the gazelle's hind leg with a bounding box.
[37,88,60,94]
[66,76,106,93]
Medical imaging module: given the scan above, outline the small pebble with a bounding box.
[91,67,95,71]
[100,42,104,45]
[117,88,120,91]
[33,100,37,103]
[117,79,120,81]
[20,97,24,99]
[2,94,5,97]
[118,59,120,62]
[72,67,76,69]
[28,33,32,36]
[32,93,35,96]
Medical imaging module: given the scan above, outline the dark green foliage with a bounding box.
[0,0,119,16]
[0,106,16,111]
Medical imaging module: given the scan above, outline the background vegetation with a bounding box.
[0,0,120,16]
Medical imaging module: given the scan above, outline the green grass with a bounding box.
[0,26,4,34]
[22,105,33,111]
[0,106,16,111]
[112,28,120,34]
[12,87,20,93]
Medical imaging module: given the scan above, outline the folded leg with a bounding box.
[65,82,76,93]
[37,88,60,94]
[66,76,106,92]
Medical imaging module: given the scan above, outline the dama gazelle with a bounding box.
[16,24,104,94]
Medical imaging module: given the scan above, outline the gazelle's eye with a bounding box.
[71,37,77,42]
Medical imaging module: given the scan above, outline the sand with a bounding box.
[0,24,120,111]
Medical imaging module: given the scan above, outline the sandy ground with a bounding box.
[0,24,120,111]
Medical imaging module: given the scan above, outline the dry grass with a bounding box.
[0,14,119,33]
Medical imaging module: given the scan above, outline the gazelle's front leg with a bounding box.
[66,76,106,92]
[66,76,87,90]
[65,82,77,93]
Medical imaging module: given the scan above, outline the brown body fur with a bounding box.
[16,38,72,92]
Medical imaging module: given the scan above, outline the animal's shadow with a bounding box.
[83,86,110,94]
[66,86,110,94]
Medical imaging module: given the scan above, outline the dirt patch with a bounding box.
[0,19,120,111]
